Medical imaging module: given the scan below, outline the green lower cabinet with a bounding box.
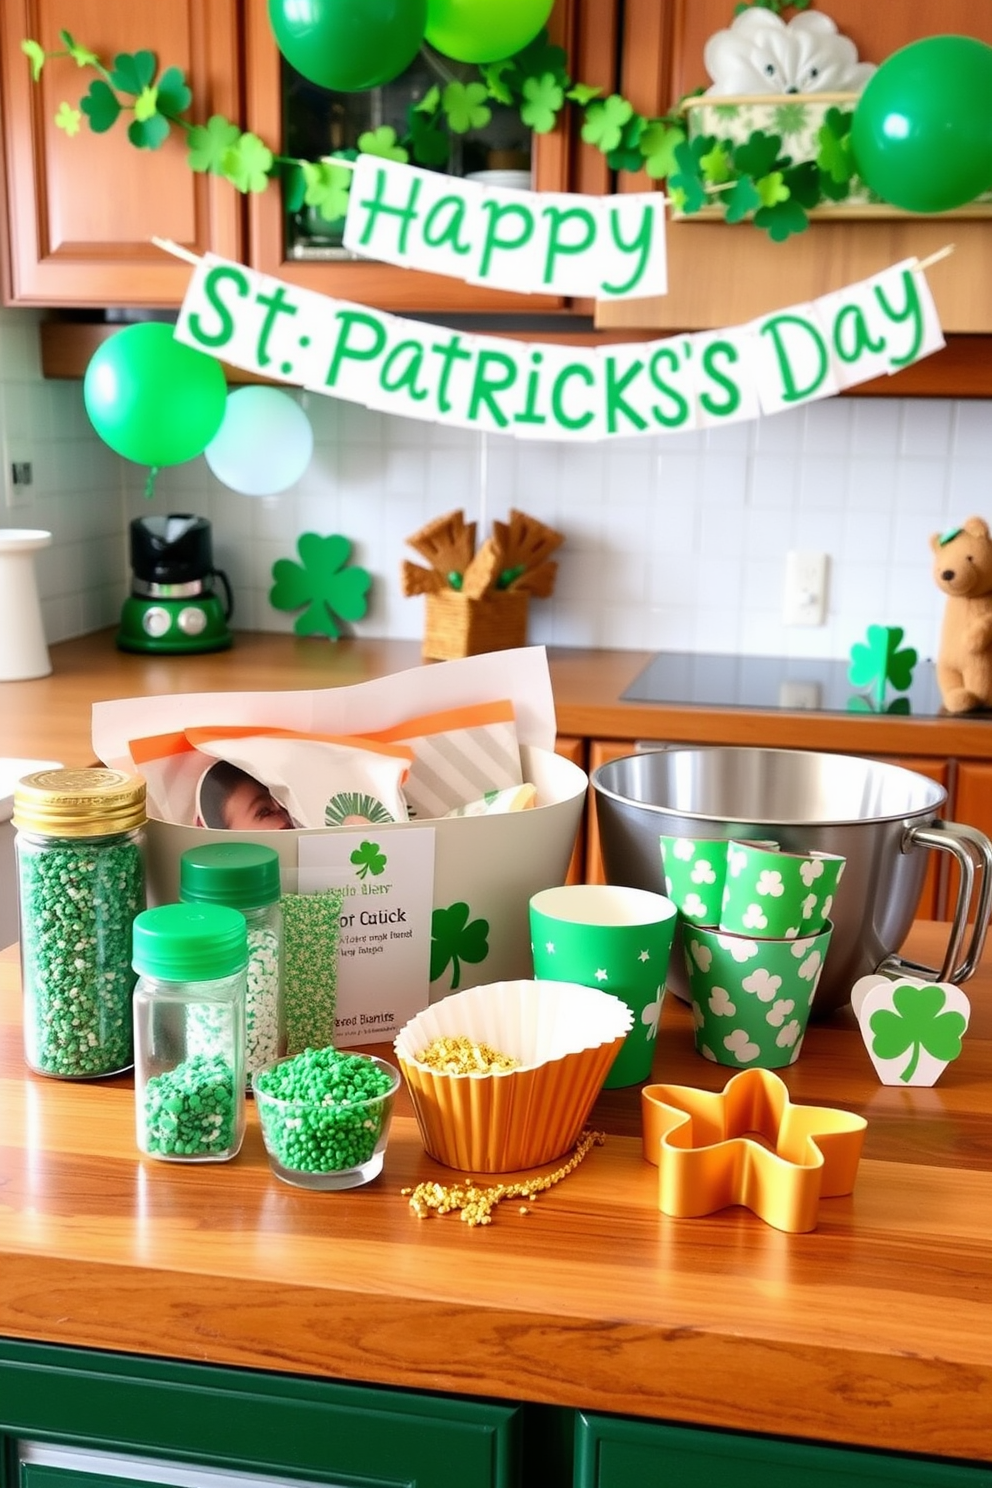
[574,1414,992,1488]
[0,1340,521,1488]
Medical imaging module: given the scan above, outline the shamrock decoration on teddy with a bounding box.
[931,517,992,714]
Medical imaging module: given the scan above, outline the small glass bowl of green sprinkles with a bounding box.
[252,1047,401,1189]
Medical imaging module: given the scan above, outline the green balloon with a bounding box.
[83,323,227,469]
[268,0,426,92]
[851,35,992,213]
[425,0,553,64]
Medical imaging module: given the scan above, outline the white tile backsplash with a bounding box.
[3,305,991,663]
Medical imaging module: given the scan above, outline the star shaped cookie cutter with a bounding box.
[641,1068,866,1233]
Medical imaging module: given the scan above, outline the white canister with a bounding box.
[0,529,52,680]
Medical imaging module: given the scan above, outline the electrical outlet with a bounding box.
[783,550,828,627]
[3,447,34,509]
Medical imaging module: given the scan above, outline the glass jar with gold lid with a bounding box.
[13,767,147,1078]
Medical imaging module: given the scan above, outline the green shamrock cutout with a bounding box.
[357,125,408,163]
[869,984,968,1084]
[154,66,192,120]
[782,160,821,209]
[187,115,242,174]
[269,533,371,640]
[59,30,100,69]
[638,121,685,180]
[108,49,156,96]
[754,197,809,241]
[441,81,491,134]
[567,82,603,108]
[350,841,388,880]
[724,176,762,223]
[55,101,83,136]
[581,95,634,154]
[80,80,120,134]
[848,625,918,709]
[520,74,565,134]
[21,39,46,82]
[430,902,490,989]
[128,105,170,151]
[817,109,856,185]
[407,106,450,168]
[669,139,709,214]
[221,132,274,193]
[301,159,352,221]
[734,130,786,181]
[606,115,646,173]
[479,59,515,105]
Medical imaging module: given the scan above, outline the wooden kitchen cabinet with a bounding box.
[0,0,243,306]
[599,0,992,336]
[0,0,613,312]
[241,0,611,313]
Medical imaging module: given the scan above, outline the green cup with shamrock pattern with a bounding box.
[683,921,833,1070]
[659,835,728,926]
[530,884,678,1088]
[720,841,845,938]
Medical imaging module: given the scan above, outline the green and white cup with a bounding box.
[720,841,845,938]
[659,835,727,926]
[530,884,678,1088]
[682,921,833,1070]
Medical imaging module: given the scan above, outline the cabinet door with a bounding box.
[575,1412,992,1488]
[601,0,992,334]
[943,762,992,924]
[242,0,610,312]
[0,0,243,307]
[556,735,588,884]
[1,1340,522,1488]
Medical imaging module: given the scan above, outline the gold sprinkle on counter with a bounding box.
[405,1130,605,1226]
[415,1034,519,1075]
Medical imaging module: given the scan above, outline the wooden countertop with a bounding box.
[2,628,992,766]
[0,922,989,1465]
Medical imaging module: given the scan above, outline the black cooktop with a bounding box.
[621,652,953,717]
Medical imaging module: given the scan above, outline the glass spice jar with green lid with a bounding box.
[132,902,248,1162]
[13,766,146,1079]
[179,841,284,1087]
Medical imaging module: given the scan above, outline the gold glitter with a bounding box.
[406,1130,605,1226]
[415,1034,520,1075]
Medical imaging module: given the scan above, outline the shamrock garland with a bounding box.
[22,7,862,246]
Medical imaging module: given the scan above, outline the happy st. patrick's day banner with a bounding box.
[342,156,668,301]
[174,253,943,444]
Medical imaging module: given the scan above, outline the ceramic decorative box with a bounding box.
[675,92,992,221]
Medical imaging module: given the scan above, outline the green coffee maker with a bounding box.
[117,514,233,654]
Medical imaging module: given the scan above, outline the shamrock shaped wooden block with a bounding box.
[851,974,970,1087]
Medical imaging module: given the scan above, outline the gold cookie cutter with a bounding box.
[641,1067,866,1233]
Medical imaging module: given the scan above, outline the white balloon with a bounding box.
[205,386,314,496]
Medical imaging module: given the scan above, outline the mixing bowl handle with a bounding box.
[877,820,992,987]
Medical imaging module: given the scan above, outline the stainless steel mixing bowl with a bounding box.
[591,747,992,1018]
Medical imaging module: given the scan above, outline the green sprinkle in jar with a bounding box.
[132,902,247,1163]
[179,841,285,1087]
[13,767,147,1079]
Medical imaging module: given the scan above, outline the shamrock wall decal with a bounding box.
[851,974,971,1086]
[847,624,918,712]
[269,532,371,639]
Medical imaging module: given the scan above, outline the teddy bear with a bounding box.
[931,517,992,713]
[703,9,876,96]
